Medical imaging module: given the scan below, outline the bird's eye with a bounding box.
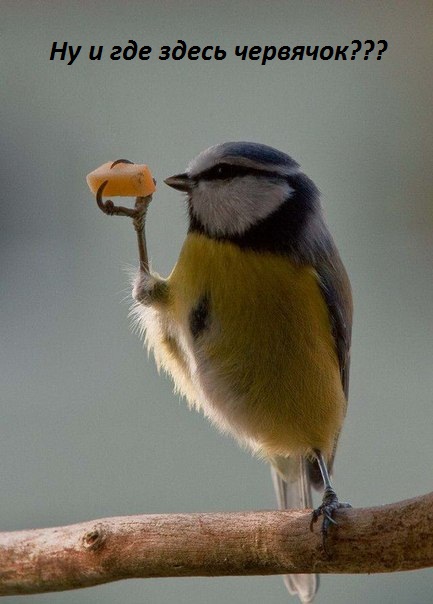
[199,163,243,182]
[214,164,234,179]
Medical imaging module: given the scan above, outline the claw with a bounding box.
[95,180,137,218]
[110,158,134,168]
[310,488,351,553]
[96,180,110,213]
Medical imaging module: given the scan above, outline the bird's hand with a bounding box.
[94,159,155,274]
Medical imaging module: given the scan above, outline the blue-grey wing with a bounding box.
[308,238,353,487]
[315,246,353,400]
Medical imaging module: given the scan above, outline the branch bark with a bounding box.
[1,492,433,596]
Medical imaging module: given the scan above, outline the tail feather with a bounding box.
[271,457,319,603]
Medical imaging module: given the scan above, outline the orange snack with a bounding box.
[86,161,156,197]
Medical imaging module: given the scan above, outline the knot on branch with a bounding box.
[82,524,107,552]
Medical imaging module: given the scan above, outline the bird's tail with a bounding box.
[270,456,318,603]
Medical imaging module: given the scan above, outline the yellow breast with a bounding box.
[165,232,345,459]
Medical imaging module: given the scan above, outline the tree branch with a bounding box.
[1,492,432,596]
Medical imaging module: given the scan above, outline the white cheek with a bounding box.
[192,178,293,236]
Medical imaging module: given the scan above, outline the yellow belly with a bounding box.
[154,232,345,460]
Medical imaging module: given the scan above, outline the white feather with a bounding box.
[191,177,293,237]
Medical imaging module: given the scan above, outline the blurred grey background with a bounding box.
[1,1,433,603]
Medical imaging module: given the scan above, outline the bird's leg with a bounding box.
[132,194,151,274]
[95,165,153,276]
[95,163,167,305]
[131,193,168,305]
[310,450,351,547]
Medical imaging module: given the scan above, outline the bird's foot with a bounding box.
[95,159,155,273]
[310,487,351,552]
[95,159,154,224]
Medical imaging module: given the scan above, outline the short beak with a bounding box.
[164,172,193,192]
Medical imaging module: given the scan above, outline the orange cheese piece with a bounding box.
[86,161,156,197]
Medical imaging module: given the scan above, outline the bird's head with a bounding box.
[164,141,324,257]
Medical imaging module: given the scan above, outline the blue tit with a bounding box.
[129,142,353,604]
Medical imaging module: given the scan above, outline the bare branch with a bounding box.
[1,492,433,596]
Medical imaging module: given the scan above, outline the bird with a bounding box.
[98,142,353,603]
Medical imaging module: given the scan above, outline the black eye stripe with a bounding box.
[196,163,287,182]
